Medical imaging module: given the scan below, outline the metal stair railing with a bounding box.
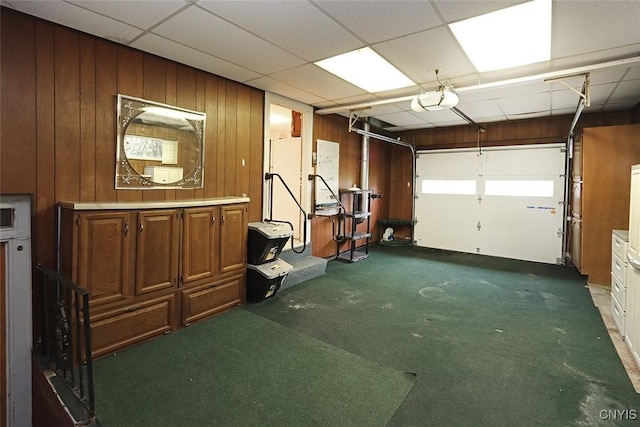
[264,172,308,254]
[34,264,95,424]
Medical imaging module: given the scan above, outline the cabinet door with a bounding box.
[180,274,242,326]
[182,207,218,284]
[219,204,247,273]
[136,209,179,295]
[77,211,131,306]
[627,264,640,366]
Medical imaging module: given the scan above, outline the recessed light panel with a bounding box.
[315,47,415,93]
[449,0,551,72]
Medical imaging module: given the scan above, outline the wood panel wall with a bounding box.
[1,9,264,268]
[311,114,393,258]
[579,124,640,285]
[399,111,634,151]
[2,8,638,267]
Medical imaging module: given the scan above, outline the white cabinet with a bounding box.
[611,230,629,336]
[625,164,640,367]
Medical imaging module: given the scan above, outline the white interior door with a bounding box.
[270,137,303,241]
[263,93,313,247]
[415,144,566,264]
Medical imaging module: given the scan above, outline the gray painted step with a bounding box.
[278,242,327,289]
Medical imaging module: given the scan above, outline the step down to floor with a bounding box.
[278,243,327,290]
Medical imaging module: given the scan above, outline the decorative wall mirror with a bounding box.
[116,94,205,189]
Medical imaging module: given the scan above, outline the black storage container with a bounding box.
[246,259,293,303]
[247,222,293,265]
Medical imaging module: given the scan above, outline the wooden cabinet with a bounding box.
[136,209,179,295]
[220,204,248,273]
[61,210,132,307]
[182,207,218,284]
[58,198,249,358]
[570,124,640,286]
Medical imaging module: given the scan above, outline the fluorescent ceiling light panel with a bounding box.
[449,0,551,72]
[315,47,415,93]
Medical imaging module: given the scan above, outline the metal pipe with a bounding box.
[361,121,370,191]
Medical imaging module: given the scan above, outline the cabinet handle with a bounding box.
[139,222,144,233]
[125,305,140,312]
[221,215,225,225]
[124,223,128,236]
[211,216,216,227]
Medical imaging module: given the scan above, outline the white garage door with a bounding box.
[414,144,566,264]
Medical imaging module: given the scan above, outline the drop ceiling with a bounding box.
[3,0,640,131]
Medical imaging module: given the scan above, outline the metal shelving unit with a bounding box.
[337,188,371,262]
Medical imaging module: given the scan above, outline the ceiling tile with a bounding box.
[315,0,442,44]
[455,100,505,119]
[551,89,583,111]
[553,1,640,58]
[268,64,367,101]
[247,76,326,106]
[497,92,550,115]
[131,33,261,83]
[433,0,527,23]
[67,0,188,29]
[197,0,362,62]
[7,0,143,43]
[610,79,640,102]
[152,6,305,75]
[374,27,476,85]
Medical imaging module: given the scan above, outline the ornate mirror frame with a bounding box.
[116,94,205,189]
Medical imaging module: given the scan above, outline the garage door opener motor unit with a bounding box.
[246,221,294,302]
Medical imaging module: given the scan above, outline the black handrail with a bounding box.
[264,172,307,254]
[34,265,95,423]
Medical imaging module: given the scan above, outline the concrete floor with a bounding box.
[588,283,640,393]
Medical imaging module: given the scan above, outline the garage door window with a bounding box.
[421,179,476,195]
[485,180,554,197]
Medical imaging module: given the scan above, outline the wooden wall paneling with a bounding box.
[203,75,219,199]
[0,10,37,195]
[94,39,118,202]
[248,89,264,223]
[193,71,206,200]
[80,35,96,202]
[224,80,238,196]
[581,125,640,285]
[174,65,197,201]
[236,85,251,199]
[54,26,81,203]
[116,47,144,202]
[35,20,56,267]
[142,53,169,202]
[388,145,413,221]
[216,80,227,197]
[164,62,178,201]
[367,139,389,241]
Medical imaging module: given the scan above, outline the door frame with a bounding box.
[263,92,313,245]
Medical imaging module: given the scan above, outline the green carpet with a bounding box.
[247,245,640,427]
[92,309,416,426]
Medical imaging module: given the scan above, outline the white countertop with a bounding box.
[59,196,250,210]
